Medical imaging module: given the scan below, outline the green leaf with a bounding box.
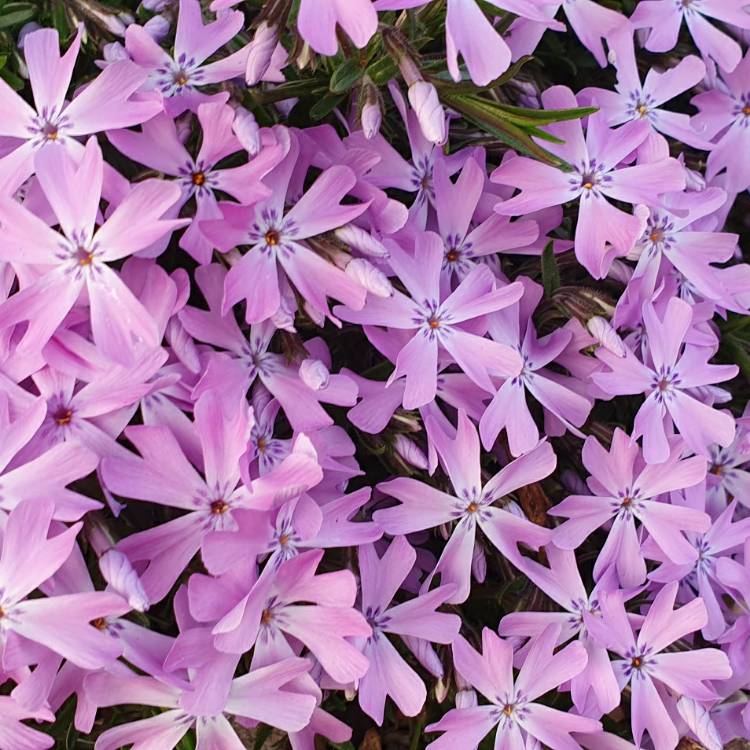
[365,55,399,86]
[0,2,35,29]
[175,730,196,750]
[329,57,364,93]
[541,242,561,297]
[309,92,345,120]
[491,101,598,125]
[441,92,565,165]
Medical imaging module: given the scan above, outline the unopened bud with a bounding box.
[144,14,170,41]
[246,21,278,85]
[99,549,150,612]
[408,81,446,145]
[360,77,382,139]
[346,259,393,298]
[587,316,626,357]
[102,41,129,63]
[233,107,261,155]
[335,224,389,258]
[299,358,330,391]
[394,434,429,470]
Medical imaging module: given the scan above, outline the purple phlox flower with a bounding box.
[493,85,686,278]
[505,0,627,68]
[550,428,710,587]
[200,132,369,324]
[429,156,539,282]
[375,411,555,603]
[631,0,750,73]
[0,697,54,749]
[192,548,372,683]
[692,50,750,193]
[16,350,167,469]
[501,545,623,716]
[580,26,711,151]
[479,277,593,454]
[647,488,750,639]
[298,0,378,56]
[425,624,601,749]
[614,188,740,327]
[125,0,251,116]
[85,656,317,749]
[704,416,750,508]
[0,26,160,193]
[0,391,98,521]
[355,536,460,724]
[108,103,286,263]
[100,389,323,602]
[593,296,738,463]
[715,540,750,688]
[40,543,176,731]
[343,325,489,450]
[179,265,359,432]
[584,581,732,750]
[166,582,353,748]
[346,85,472,228]
[0,499,128,672]
[375,0,563,86]
[0,138,188,361]
[298,124,408,235]
[335,232,525,409]
[200,487,380,573]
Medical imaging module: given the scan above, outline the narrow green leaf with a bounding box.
[329,58,364,93]
[309,93,345,120]
[0,3,35,29]
[541,242,561,297]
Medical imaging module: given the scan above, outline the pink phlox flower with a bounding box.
[584,581,732,750]
[580,26,711,151]
[425,624,601,749]
[501,546,625,716]
[355,536,460,724]
[297,0,378,56]
[125,0,252,116]
[85,656,317,749]
[593,297,738,463]
[551,427,710,587]
[100,389,323,602]
[375,411,555,603]
[479,277,593,454]
[108,103,285,262]
[0,138,188,362]
[179,264,360,432]
[692,50,750,192]
[493,85,686,278]
[335,231,525,409]
[0,26,160,192]
[631,0,750,73]
[200,132,369,324]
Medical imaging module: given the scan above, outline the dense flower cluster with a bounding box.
[0,0,748,748]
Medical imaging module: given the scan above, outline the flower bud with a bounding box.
[394,434,429,471]
[587,315,626,357]
[102,41,129,64]
[346,258,393,298]
[360,77,382,139]
[299,358,330,390]
[334,224,389,258]
[144,14,170,41]
[18,23,41,49]
[408,81,446,145]
[245,21,278,86]
[99,549,150,612]
[233,107,262,156]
